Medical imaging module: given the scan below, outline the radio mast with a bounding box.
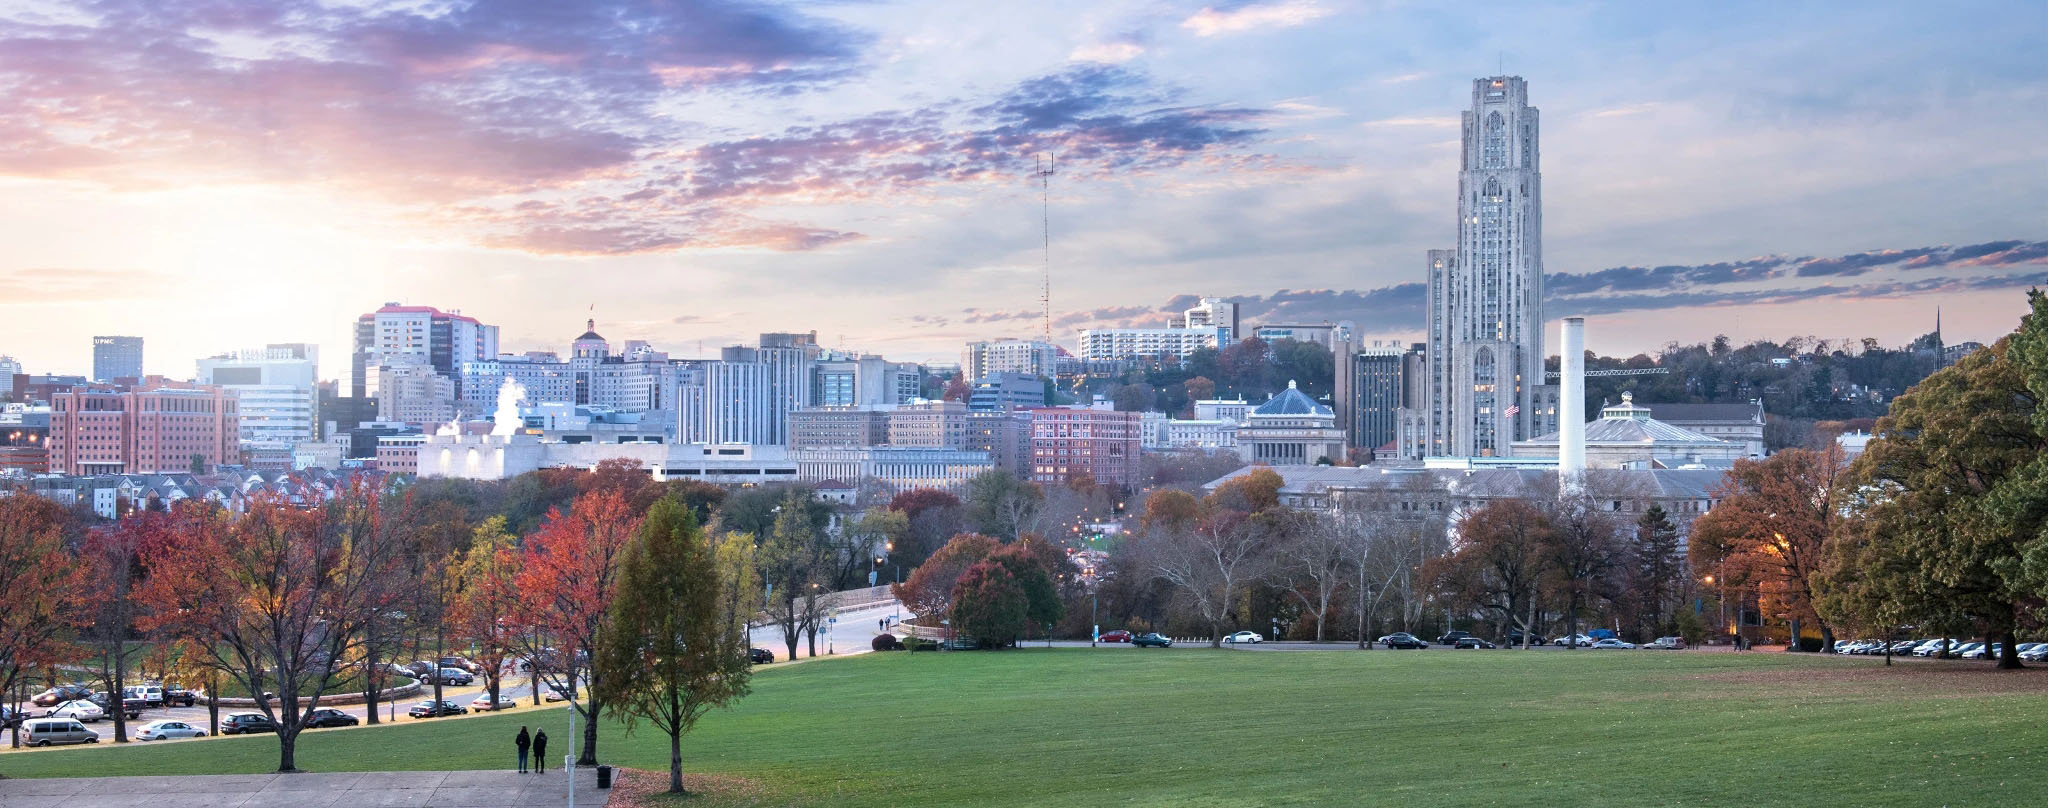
[1034,154,1055,342]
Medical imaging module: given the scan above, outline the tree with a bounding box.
[1140,507,1275,648]
[81,512,164,743]
[943,374,971,402]
[949,561,1027,647]
[0,495,91,757]
[834,507,907,590]
[1112,383,1155,412]
[1271,511,1351,643]
[447,516,520,710]
[964,470,1041,541]
[757,490,831,661]
[1691,447,1848,651]
[596,497,751,794]
[1208,468,1283,515]
[1440,500,1551,648]
[138,487,405,772]
[510,488,642,766]
[890,488,964,570]
[1183,376,1216,404]
[1544,492,1625,649]
[892,533,999,624]
[988,541,1065,633]
[1631,505,1685,638]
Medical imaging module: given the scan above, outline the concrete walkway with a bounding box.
[0,769,610,808]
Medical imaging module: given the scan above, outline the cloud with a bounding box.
[1070,41,1145,64]
[0,268,167,304]
[1182,2,1332,37]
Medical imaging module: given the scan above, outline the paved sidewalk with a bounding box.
[0,769,610,808]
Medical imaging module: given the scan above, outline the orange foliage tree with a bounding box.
[0,494,92,752]
[508,488,642,767]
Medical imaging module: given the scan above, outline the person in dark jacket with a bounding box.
[532,730,549,773]
[515,726,531,773]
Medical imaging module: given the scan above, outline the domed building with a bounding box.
[1237,381,1347,465]
[1510,392,1746,470]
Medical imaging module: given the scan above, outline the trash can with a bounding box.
[596,765,613,789]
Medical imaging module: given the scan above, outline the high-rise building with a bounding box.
[962,339,1057,381]
[351,303,499,399]
[964,410,1031,476]
[92,336,143,382]
[0,355,24,389]
[967,372,1046,412]
[197,343,320,448]
[376,364,458,427]
[1419,76,1556,457]
[889,400,968,448]
[1180,297,1240,343]
[1075,326,1221,362]
[47,379,239,474]
[814,354,921,407]
[1029,408,1141,490]
[1346,343,1420,453]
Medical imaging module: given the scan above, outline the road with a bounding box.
[746,599,907,663]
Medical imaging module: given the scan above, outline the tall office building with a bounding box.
[351,303,499,399]
[1347,343,1419,453]
[1180,297,1240,343]
[196,343,320,447]
[1419,76,1556,457]
[92,336,143,382]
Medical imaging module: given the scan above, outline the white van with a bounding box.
[23,718,98,747]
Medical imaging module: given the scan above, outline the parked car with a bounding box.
[22,718,96,746]
[1887,640,1922,654]
[471,695,518,711]
[544,686,573,703]
[1591,639,1637,649]
[89,691,145,721]
[304,708,359,728]
[1645,637,1684,650]
[1958,643,2002,660]
[427,668,475,686]
[1913,639,1957,657]
[1502,630,1547,647]
[438,656,479,674]
[2020,643,2048,662]
[1132,632,1173,648]
[220,712,278,735]
[123,684,166,707]
[1436,631,1474,645]
[1223,631,1264,644]
[47,699,105,723]
[1452,637,1497,649]
[1,706,28,729]
[403,661,437,679]
[748,648,774,664]
[408,700,468,719]
[31,685,93,707]
[1949,642,1986,659]
[162,683,198,707]
[1381,633,1428,650]
[1097,630,1134,643]
[1554,633,1596,647]
[134,720,206,741]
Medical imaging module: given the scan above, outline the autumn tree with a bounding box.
[890,488,964,570]
[892,533,999,625]
[1544,491,1626,649]
[964,470,1041,541]
[950,561,1027,647]
[1691,446,1849,651]
[1183,376,1217,404]
[1440,500,1552,648]
[757,490,832,660]
[447,516,521,708]
[80,511,167,743]
[0,495,91,757]
[596,497,751,794]
[510,488,642,766]
[988,540,1066,634]
[138,488,406,772]
[834,507,908,590]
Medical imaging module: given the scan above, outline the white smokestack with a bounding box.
[1560,317,1586,481]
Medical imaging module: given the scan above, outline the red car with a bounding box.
[1097,630,1133,643]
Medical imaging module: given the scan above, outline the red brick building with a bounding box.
[47,378,240,475]
[1028,408,1141,491]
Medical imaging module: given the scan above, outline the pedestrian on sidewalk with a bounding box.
[515,726,531,773]
[532,729,549,773]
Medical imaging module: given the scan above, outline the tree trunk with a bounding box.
[363,614,379,725]
[668,729,685,794]
[578,695,600,766]
[1209,617,1222,649]
[1354,567,1367,650]
[1997,629,2024,670]
[1818,624,1835,654]
[1524,590,1538,650]
[1564,593,1579,650]
[276,729,299,773]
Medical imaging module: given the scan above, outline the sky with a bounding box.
[1,0,2043,380]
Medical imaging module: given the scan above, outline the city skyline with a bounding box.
[2,1,2044,378]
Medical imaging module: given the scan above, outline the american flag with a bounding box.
[1503,404,1520,417]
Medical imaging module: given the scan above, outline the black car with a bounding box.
[1381,632,1429,649]
[1453,637,1498,649]
[304,708,360,728]
[1436,631,1474,645]
[88,692,145,721]
[748,648,774,664]
[1502,630,1547,647]
[408,700,468,719]
[1133,632,1174,648]
[220,713,279,735]
[162,684,198,707]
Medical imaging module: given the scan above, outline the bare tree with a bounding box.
[1141,510,1275,647]
[1271,511,1348,643]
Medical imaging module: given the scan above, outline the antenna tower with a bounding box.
[1034,154,1055,342]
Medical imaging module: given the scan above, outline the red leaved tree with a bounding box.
[509,488,642,767]
[0,494,91,756]
[892,533,998,627]
[138,486,407,773]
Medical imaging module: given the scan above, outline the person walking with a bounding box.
[515,726,531,773]
[532,730,549,774]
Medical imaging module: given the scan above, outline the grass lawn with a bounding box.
[4,649,2044,807]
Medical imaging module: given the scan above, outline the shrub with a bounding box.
[871,633,904,652]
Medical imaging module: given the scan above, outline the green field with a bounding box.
[4,649,2043,807]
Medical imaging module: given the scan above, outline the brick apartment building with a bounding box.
[47,378,240,475]
[1028,408,1141,491]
